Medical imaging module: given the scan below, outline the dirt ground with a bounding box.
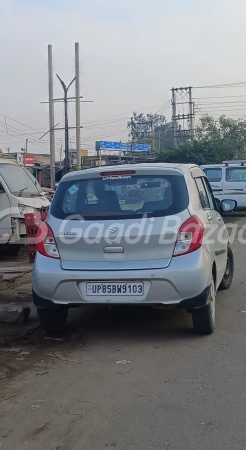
[0,214,245,379]
[0,215,245,450]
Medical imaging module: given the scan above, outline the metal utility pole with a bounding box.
[75,43,81,170]
[171,88,178,148]
[171,86,195,147]
[119,140,122,164]
[130,117,135,161]
[48,45,56,189]
[22,138,28,167]
[129,116,153,159]
[56,74,76,173]
[188,86,194,138]
[151,121,155,153]
[60,140,63,168]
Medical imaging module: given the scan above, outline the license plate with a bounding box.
[86,282,144,296]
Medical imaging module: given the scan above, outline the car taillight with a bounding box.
[36,224,60,259]
[173,216,204,257]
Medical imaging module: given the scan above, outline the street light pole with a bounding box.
[56,74,76,173]
[48,45,56,189]
[75,42,81,170]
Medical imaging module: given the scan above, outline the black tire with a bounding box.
[37,308,68,333]
[219,246,234,291]
[0,244,21,257]
[191,278,216,335]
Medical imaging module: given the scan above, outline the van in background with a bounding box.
[201,161,246,210]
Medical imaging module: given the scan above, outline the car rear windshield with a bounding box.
[203,168,222,182]
[50,173,189,220]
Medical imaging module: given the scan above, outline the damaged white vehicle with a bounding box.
[0,159,50,256]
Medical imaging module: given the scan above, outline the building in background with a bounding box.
[68,149,89,167]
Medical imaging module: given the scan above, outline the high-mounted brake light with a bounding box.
[100,170,136,177]
[173,216,204,257]
[36,224,60,259]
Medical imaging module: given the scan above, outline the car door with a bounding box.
[203,176,228,286]
[223,165,246,208]
[202,166,223,203]
[194,176,227,288]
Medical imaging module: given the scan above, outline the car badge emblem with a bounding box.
[109,226,118,234]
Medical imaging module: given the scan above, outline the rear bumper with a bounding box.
[33,285,211,311]
[33,248,212,308]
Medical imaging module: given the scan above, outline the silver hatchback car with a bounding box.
[33,164,235,334]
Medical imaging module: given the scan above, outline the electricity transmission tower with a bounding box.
[129,117,154,152]
[171,86,195,147]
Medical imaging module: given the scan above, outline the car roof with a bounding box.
[201,164,225,168]
[202,163,246,168]
[61,163,200,182]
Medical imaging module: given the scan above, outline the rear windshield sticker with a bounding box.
[103,175,132,181]
[68,184,79,195]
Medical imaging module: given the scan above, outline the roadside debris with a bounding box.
[44,353,82,364]
[44,337,65,342]
[115,360,131,365]
[2,347,22,353]
[0,303,30,324]
[35,371,49,376]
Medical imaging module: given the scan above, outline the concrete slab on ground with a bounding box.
[0,261,33,291]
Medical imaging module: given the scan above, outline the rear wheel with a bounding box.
[37,308,68,333]
[191,278,216,335]
[0,244,21,257]
[219,246,234,291]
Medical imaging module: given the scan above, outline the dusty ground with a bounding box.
[0,215,245,450]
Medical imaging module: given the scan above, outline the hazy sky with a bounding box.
[0,0,246,157]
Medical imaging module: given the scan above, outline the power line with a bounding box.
[195,94,246,100]
[0,121,49,151]
[81,102,171,126]
[196,101,246,106]
[0,112,44,134]
[0,123,49,149]
[0,101,170,140]
[76,129,128,143]
[195,107,246,112]
[84,123,127,131]
[194,81,246,89]
[155,100,171,114]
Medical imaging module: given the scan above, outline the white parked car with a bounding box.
[33,164,235,335]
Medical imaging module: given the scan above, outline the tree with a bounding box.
[127,111,246,164]
[156,114,246,164]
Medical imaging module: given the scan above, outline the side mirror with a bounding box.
[0,183,5,194]
[221,199,237,213]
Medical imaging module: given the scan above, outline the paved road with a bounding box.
[0,216,246,450]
